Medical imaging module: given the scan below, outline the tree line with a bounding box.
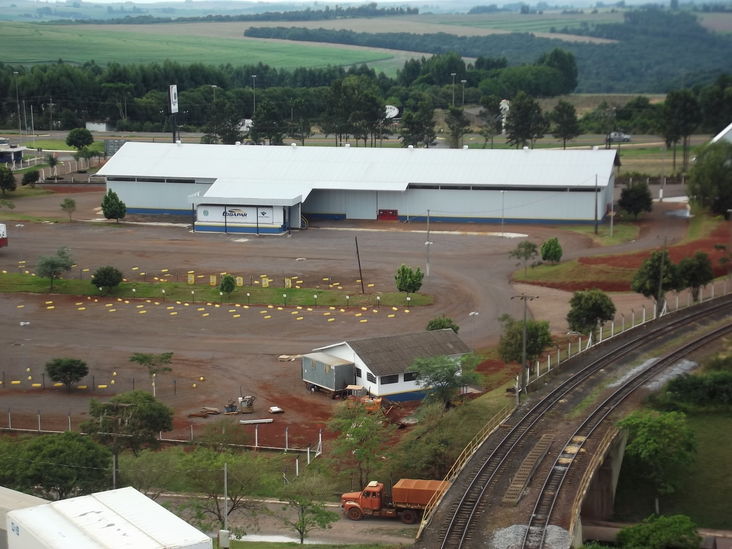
[244,8,732,93]
[66,2,419,26]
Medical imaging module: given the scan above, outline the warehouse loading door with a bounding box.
[378,209,398,221]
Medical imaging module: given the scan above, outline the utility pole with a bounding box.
[450,72,456,106]
[656,238,667,317]
[223,461,228,532]
[511,293,539,395]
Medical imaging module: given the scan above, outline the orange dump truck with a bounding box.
[341,479,449,524]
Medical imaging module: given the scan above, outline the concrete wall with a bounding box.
[108,180,212,214]
[304,183,614,224]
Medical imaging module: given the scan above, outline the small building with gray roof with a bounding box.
[302,329,471,401]
[97,142,617,234]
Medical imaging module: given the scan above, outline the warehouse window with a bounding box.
[403,372,418,382]
[355,368,362,378]
[381,374,399,385]
[367,372,376,383]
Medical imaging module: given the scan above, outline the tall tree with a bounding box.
[101,189,126,222]
[497,314,553,364]
[536,48,578,94]
[618,410,696,512]
[678,251,714,302]
[619,181,653,219]
[328,402,396,487]
[505,91,548,149]
[174,447,269,533]
[631,249,680,316]
[687,141,732,215]
[14,432,111,500]
[22,170,40,188]
[83,390,173,459]
[277,474,339,544]
[550,100,580,149]
[250,98,286,145]
[36,247,73,290]
[445,106,470,149]
[45,357,89,392]
[65,127,94,152]
[478,94,502,149]
[0,166,16,196]
[566,289,616,335]
[663,89,700,172]
[408,353,482,409]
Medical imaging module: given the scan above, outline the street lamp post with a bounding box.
[313,294,318,307]
[283,293,287,307]
[460,79,467,105]
[450,72,456,106]
[406,295,411,307]
[251,74,257,115]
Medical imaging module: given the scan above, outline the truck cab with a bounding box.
[341,481,396,520]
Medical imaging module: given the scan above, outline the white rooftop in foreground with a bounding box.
[6,487,211,549]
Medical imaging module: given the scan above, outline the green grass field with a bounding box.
[418,11,623,34]
[1,22,391,69]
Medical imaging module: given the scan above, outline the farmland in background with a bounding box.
[0,22,395,70]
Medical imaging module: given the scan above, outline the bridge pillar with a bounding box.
[581,430,628,521]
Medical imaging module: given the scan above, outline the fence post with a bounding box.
[255,425,259,448]
[190,424,194,441]
[8,409,11,429]
[37,410,41,431]
[642,305,646,323]
[535,360,539,379]
[599,324,603,343]
[711,283,715,299]
[676,294,679,311]
[307,447,311,465]
[631,309,635,327]
[578,336,582,353]
[556,347,560,366]
[568,341,572,358]
[296,457,299,477]
[285,427,289,452]
[68,413,72,431]
[547,355,551,373]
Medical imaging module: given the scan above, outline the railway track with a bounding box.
[433,295,732,549]
[521,321,732,548]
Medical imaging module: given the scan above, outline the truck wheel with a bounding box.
[400,510,418,524]
[346,507,363,521]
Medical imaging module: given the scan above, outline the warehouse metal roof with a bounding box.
[7,487,211,548]
[315,329,471,377]
[98,142,617,206]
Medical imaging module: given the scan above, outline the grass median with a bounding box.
[0,272,432,308]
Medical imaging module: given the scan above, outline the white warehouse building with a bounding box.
[98,142,617,234]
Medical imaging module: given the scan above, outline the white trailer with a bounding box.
[0,224,7,248]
